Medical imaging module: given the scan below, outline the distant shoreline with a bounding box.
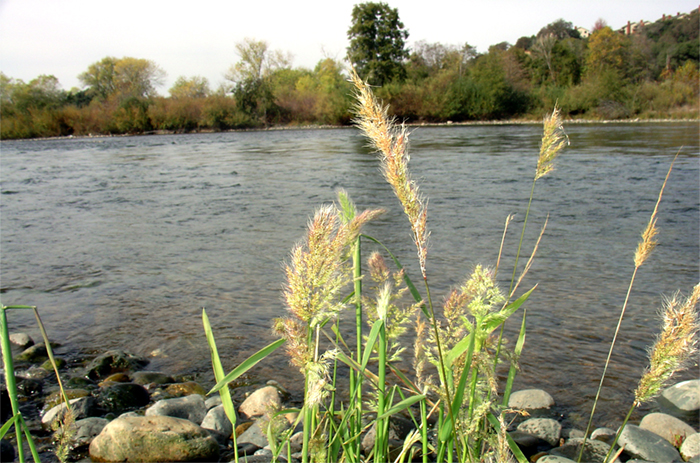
[3,117,698,142]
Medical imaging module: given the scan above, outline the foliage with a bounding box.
[169,76,210,99]
[1,8,698,139]
[346,2,409,86]
[78,56,166,101]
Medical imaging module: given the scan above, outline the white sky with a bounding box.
[0,0,697,93]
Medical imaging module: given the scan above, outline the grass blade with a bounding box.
[202,309,237,425]
[502,309,527,407]
[209,336,285,394]
[376,394,426,421]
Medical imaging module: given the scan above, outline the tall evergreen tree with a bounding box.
[347,2,409,86]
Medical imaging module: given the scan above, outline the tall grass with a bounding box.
[204,72,564,463]
[0,305,69,463]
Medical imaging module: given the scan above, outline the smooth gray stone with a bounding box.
[238,420,269,448]
[681,433,700,461]
[517,417,562,446]
[549,437,619,463]
[201,403,234,437]
[538,456,577,463]
[89,415,219,462]
[71,417,109,447]
[145,393,207,425]
[639,412,696,445]
[508,389,555,410]
[658,379,700,420]
[618,424,682,462]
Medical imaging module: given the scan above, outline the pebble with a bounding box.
[89,415,219,462]
[639,411,696,445]
[3,341,699,463]
[201,403,235,436]
[508,388,555,412]
[9,332,34,348]
[165,380,207,397]
[681,432,700,461]
[145,393,207,424]
[618,423,682,462]
[239,385,282,419]
[516,417,562,446]
[658,379,700,419]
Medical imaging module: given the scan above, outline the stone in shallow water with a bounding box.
[9,332,33,348]
[89,415,219,462]
[639,412,696,446]
[132,371,174,386]
[97,382,150,414]
[201,403,234,437]
[145,393,207,425]
[239,385,281,419]
[618,424,681,462]
[508,389,555,411]
[658,379,700,420]
[517,417,562,446]
[548,437,619,463]
[165,381,206,397]
[85,350,149,380]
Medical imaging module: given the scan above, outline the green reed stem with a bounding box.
[423,278,463,463]
[352,236,363,462]
[604,403,636,463]
[1,306,42,463]
[578,268,638,462]
[375,319,388,463]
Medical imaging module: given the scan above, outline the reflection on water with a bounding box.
[1,123,698,428]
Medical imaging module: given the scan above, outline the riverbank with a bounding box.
[3,333,699,463]
[1,116,698,143]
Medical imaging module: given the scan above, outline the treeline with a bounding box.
[1,10,697,140]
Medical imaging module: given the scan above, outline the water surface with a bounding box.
[1,123,698,428]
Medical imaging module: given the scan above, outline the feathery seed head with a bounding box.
[634,218,659,268]
[368,251,390,283]
[351,69,430,278]
[536,105,568,181]
[634,284,700,405]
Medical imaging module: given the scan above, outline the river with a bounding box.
[1,122,698,428]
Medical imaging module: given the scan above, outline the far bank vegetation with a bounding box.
[1,8,698,140]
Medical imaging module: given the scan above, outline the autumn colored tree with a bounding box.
[346,2,409,85]
[169,76,211,99]
[79,56,166,100]
[585,27,631,77]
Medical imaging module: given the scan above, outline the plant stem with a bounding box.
[578,267,638,462]
[1,306,24,463]
[352,237,363,462]
[423,278,463,463]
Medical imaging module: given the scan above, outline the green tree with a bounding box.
[169,76,211,99]
[224,38,292,123]
[79,56,166,100]
[346,2,409,85]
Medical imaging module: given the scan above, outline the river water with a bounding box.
[1,123,698,428]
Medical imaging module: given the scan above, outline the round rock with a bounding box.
[508,389,555,411]
[680,432,700,461]
[618,423,682,462]
[549,437,619,463]
[239,386,281,419]
[517,417,562,446]
[639,412,696,446]
[146,393,207,425]
[9,332,34,348]
[97,383,150,414]
[658,379,700,420]
[201,403,234,437]
[89,415,219,462]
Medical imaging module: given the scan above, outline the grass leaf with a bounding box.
[209,336,285,394]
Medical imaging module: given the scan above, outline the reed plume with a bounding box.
[350,70,429,279]
[535,104,568,181]
[634,284,700,405]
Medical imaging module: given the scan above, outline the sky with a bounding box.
[1,0,697,93]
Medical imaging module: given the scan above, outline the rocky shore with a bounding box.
[2,333,698,462]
